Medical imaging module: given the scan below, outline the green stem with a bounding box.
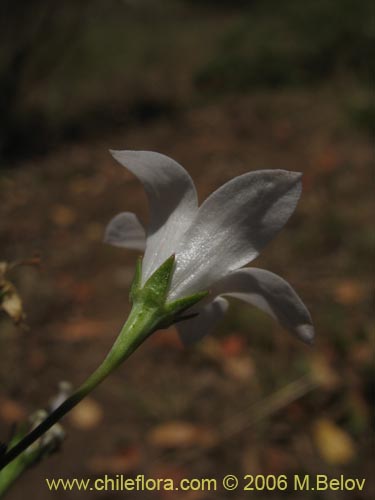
[0,443,41,497]
[0,304,159,473]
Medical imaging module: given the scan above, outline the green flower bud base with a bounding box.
[0,255,207,477]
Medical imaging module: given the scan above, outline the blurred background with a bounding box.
[0,0,373,498]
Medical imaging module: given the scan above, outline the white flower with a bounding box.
[105,150,314,345]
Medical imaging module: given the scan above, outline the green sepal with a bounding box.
[128,254,207,330]
[164,290,208,316]
[159,290,208,328]
[137,254,175,308]
[129,257,143,303]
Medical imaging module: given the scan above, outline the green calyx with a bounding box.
[96,254,207,376]
[129,254,208,331]
[0,256,207,475]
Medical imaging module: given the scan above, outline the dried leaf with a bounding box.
[309,355,340,391]
[313,418,355,465]
[0,398,26,422]
[148,421,217,449]
[220,334,246,357]
[224,356,255,381]
[0,280,25,324]
[57,319,118,341]
[0,257,39,325]
[68,398,103,430]
[51,205,76,227]
[334,280,366,305]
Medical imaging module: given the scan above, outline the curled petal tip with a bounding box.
[109,149,122,160]
[293,171,303,179]
[296,324,315,345]
[283,170,303,182]
[276,170,302,183]
[110,149,135,162]
[103,212,146,250]
[274,169,302,178]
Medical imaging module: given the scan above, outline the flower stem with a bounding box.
[0,304,159,472]
[0,441,41,497]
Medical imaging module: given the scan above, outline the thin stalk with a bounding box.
[0,304,158,472]
[0,443,41,497]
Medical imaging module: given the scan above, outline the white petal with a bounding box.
[212,267,314,344]
[169,170,302,299]
[177,297,229,345]
[104,212,146,250]
[110,150,198,282]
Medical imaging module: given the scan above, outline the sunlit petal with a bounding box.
[170,170,302,298]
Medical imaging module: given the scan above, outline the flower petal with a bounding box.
[177,297,229,345]
[212,267,314,344]
[104,212,146,250]
[169,170,302,298]
[110,150,198,282]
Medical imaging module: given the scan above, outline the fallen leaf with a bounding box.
[0,280,25,324]
[51,205,76,227]
[224,356,255,381]
[0,398,26,423]
[313,418,355,465]
[68,398,103,430]
[220,334,246,357]
[309,355,340,390]
[333,280,366,305]
[148,421,217,449]
[0,257,39,325]
[57,319,118,341]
